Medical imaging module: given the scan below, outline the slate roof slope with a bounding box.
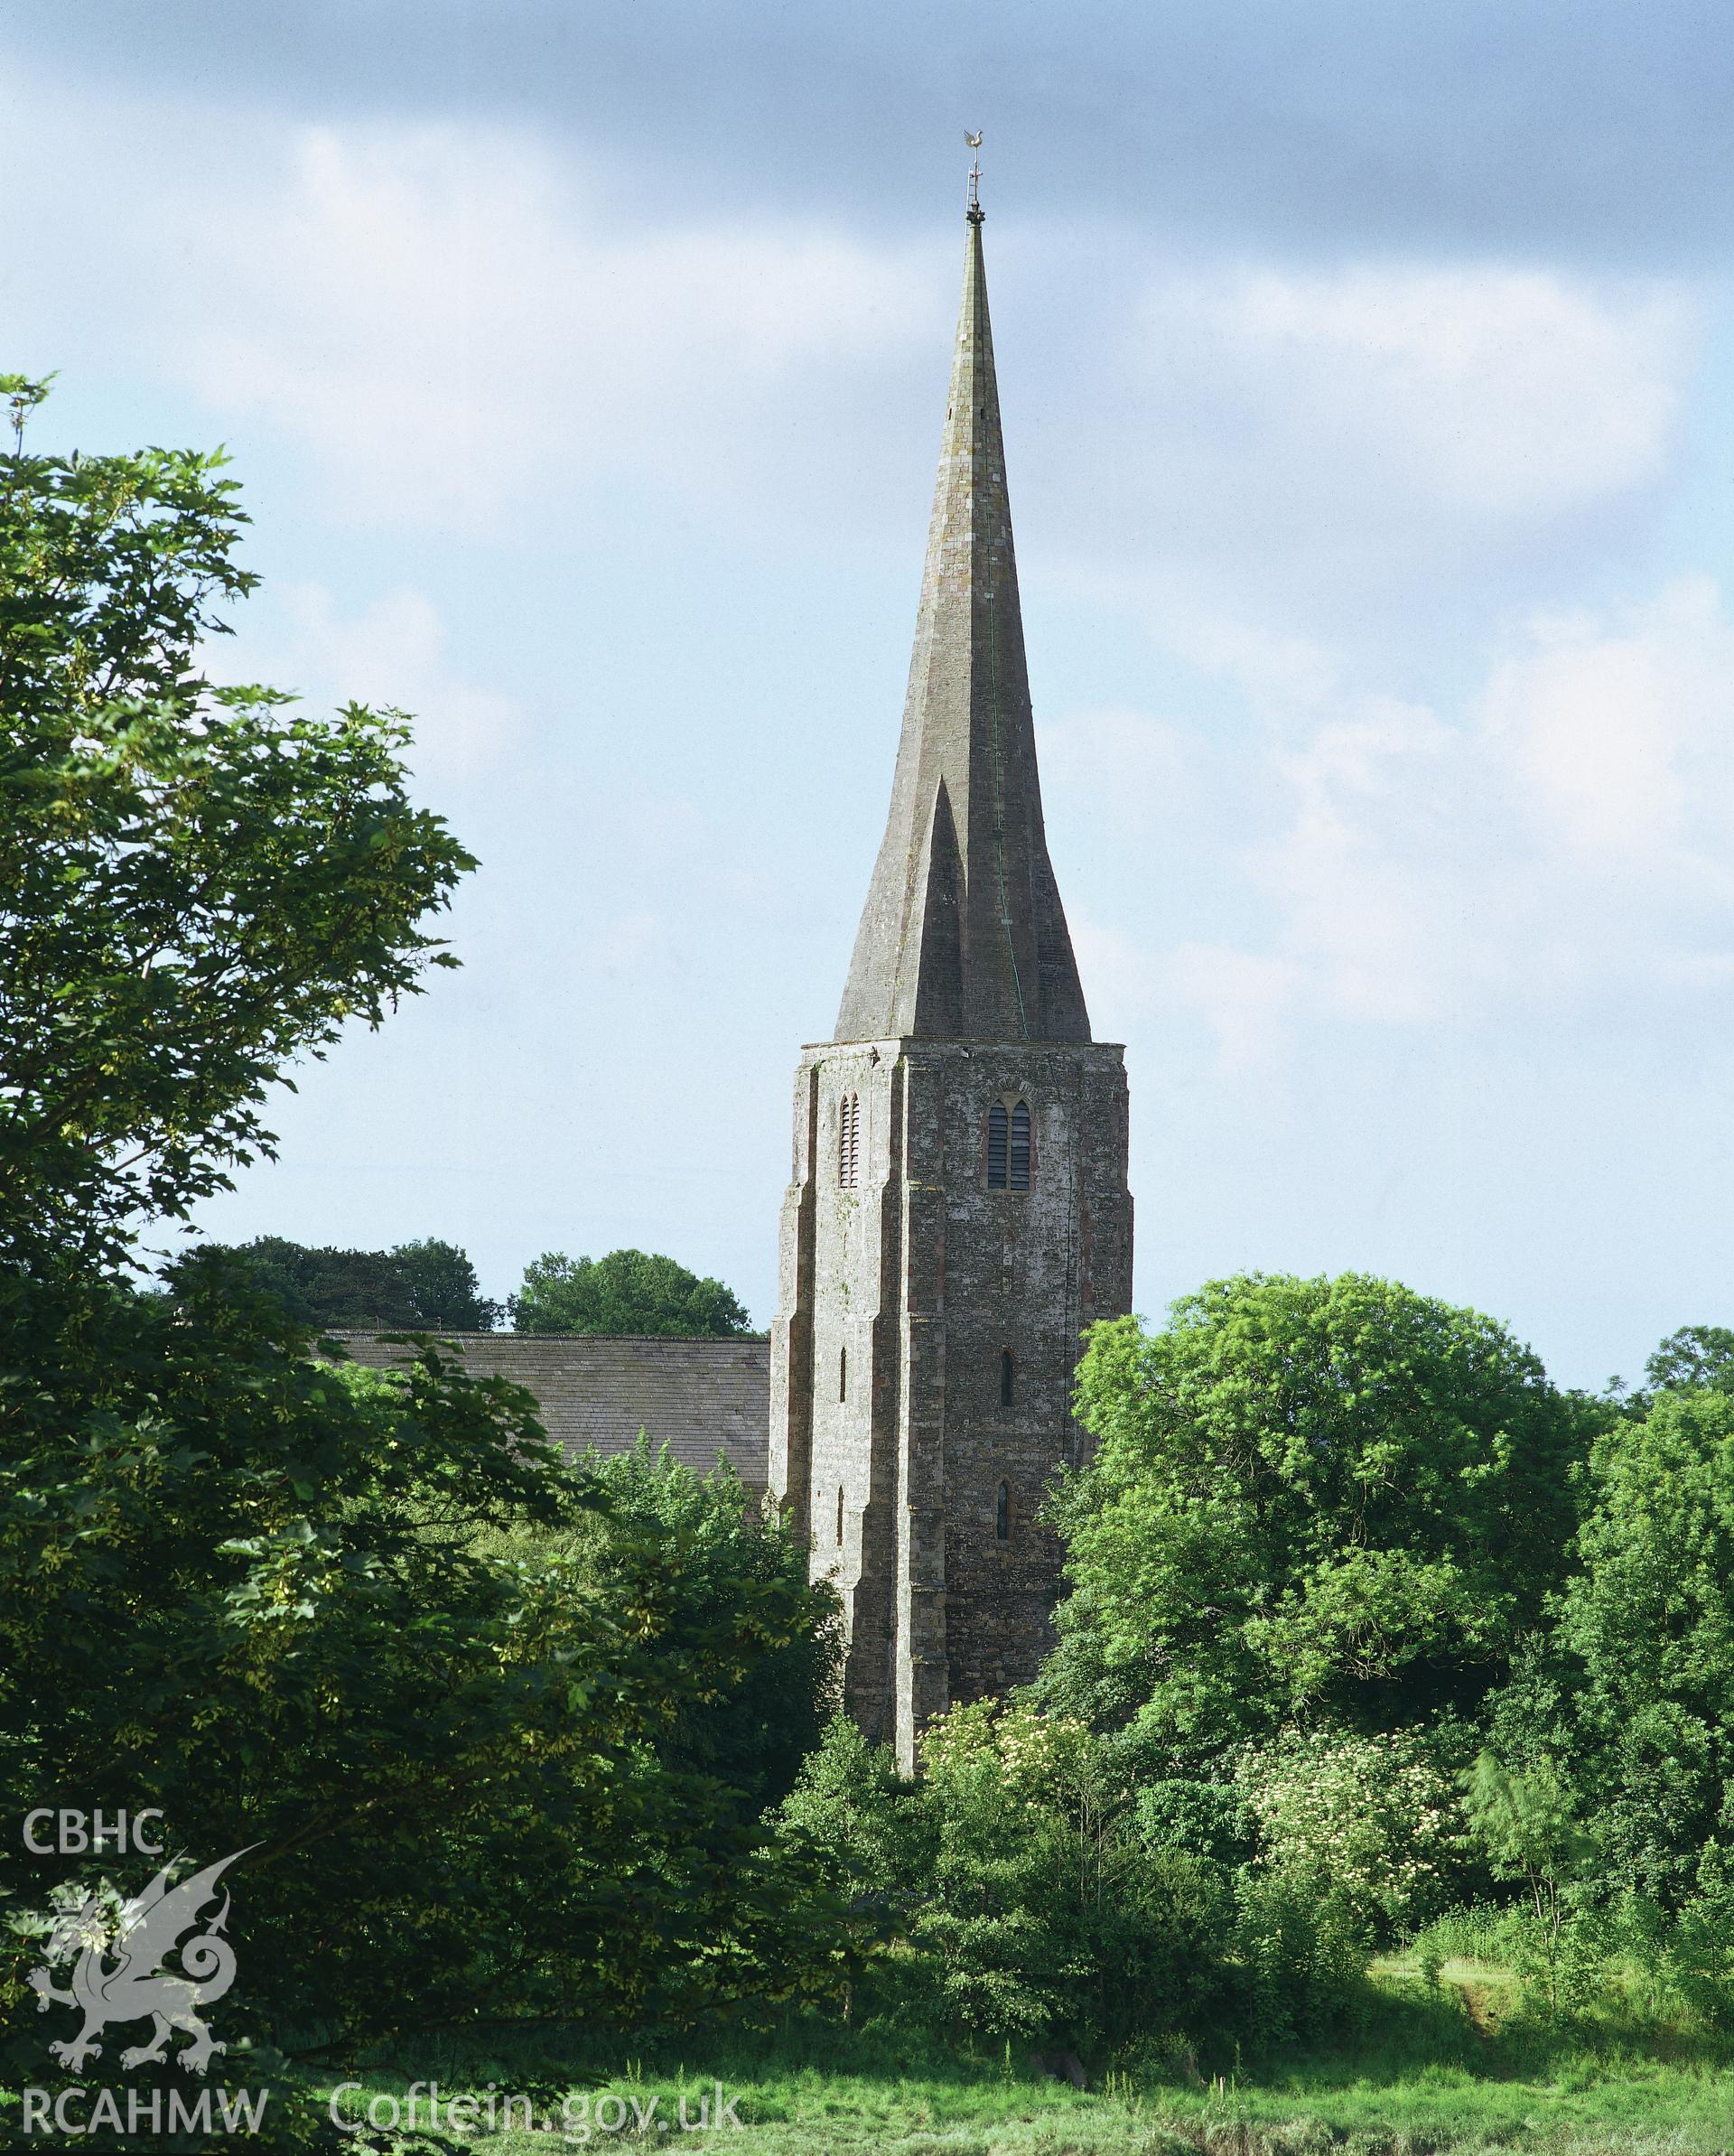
[325,1331,770,1491]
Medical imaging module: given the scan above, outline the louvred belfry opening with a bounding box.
[1009,1100,1030,1190]
[838,1093,860,1187]
[987,1102,1008,1187]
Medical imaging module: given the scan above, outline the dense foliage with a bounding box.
[161,1232,501,1330]
[1021,1284,1734,2049]
[1645,1324,1734,1394]
[0,387,835,2146]
[575,1440,839,1812]
[0,1273,831,2057]
[1550,1386,1734,1899]
[1043,1277,1595,1756]
[511,1246,756,1337]
[775,1703,1360,2057]
[1232,1724,1473,1939]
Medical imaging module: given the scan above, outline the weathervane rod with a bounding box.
[965,129,984,221]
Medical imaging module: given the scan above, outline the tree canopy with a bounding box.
[1644,1325,1734,1397]
[161,1233,501,1330]
[0,384,835,2117]
[558,1437,839,1815]
[1552,1386,1734,1900]
[0,374,471,1268]
[511,1246,756,1337]
[1045,1275,1596,1757]
[0,1265,832,2061]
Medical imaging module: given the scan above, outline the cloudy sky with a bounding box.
[14,1,1734,1386]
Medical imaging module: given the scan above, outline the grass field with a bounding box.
[314,1958,1734,2155]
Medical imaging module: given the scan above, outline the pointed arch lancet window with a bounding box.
[1009,1100,1031,1190]
[837,1487,845,1546]
[838,1092,860,1188]
[986,1101,1009,1188]
[839,1345,848,1402]
[995,1480,1011,1543]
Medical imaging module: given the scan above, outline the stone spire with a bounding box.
[834,203,1091,1046]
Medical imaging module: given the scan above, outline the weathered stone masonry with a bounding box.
[769,201,1134,1772]
[331,1330,770,1489]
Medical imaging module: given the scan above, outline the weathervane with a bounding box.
[965,130,984,221]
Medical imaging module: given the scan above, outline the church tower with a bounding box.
[768,184,1133,1773]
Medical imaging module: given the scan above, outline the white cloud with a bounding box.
[1039,255,1703,654]
[1481,576,1734,868]
[1179,264,1693,519]
[0,68,939,534]
[13,61,1730,1097]
[1156,614,1343,723]
[169,123,934,529]
[577,910,669,979]
[1161,942,1307,1072]
[1150,576,1734,1062]
[4,61,1702,649]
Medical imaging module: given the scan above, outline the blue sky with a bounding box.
[11,1,1734,1386]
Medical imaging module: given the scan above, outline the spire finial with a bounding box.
[833,142,1093,1048]
[965,130,984,223]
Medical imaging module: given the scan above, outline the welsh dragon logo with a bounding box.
[27,1847,254,2076]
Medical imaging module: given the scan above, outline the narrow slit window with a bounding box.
[995,1480,1011,1543]
[1009,1099,1031,1190]
[1000,1349,1014,1406]
[986,1101,1009,1188]
[836,1487,845,1545]
[838,1092,860,1188]
[839,1345,848,1402]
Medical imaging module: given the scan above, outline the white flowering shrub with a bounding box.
[921,1698,1099,1806]
[1235,1726,1473,1938]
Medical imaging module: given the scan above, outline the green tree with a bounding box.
[775,1714,913,1914]
[563,1437,840,1814]
[1047,1276,1593,1759]
[1554,1386,1734,1899]
[0,378,471,1269]
[392,1234,500,1330]
[511,1246,756,1337]
[1235,1724,1474,1941]
[0,1269,830,2061]
[161,1233,501,1330]
[1645,1324,1734,1395]
[917,1702,1234,2049]
[775,1703,1235,2054]
[1461,1751,1593,1935]
[1460,1750,1601,2013]
[0,381,836,2108]
[1603,1323,1734,1418]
